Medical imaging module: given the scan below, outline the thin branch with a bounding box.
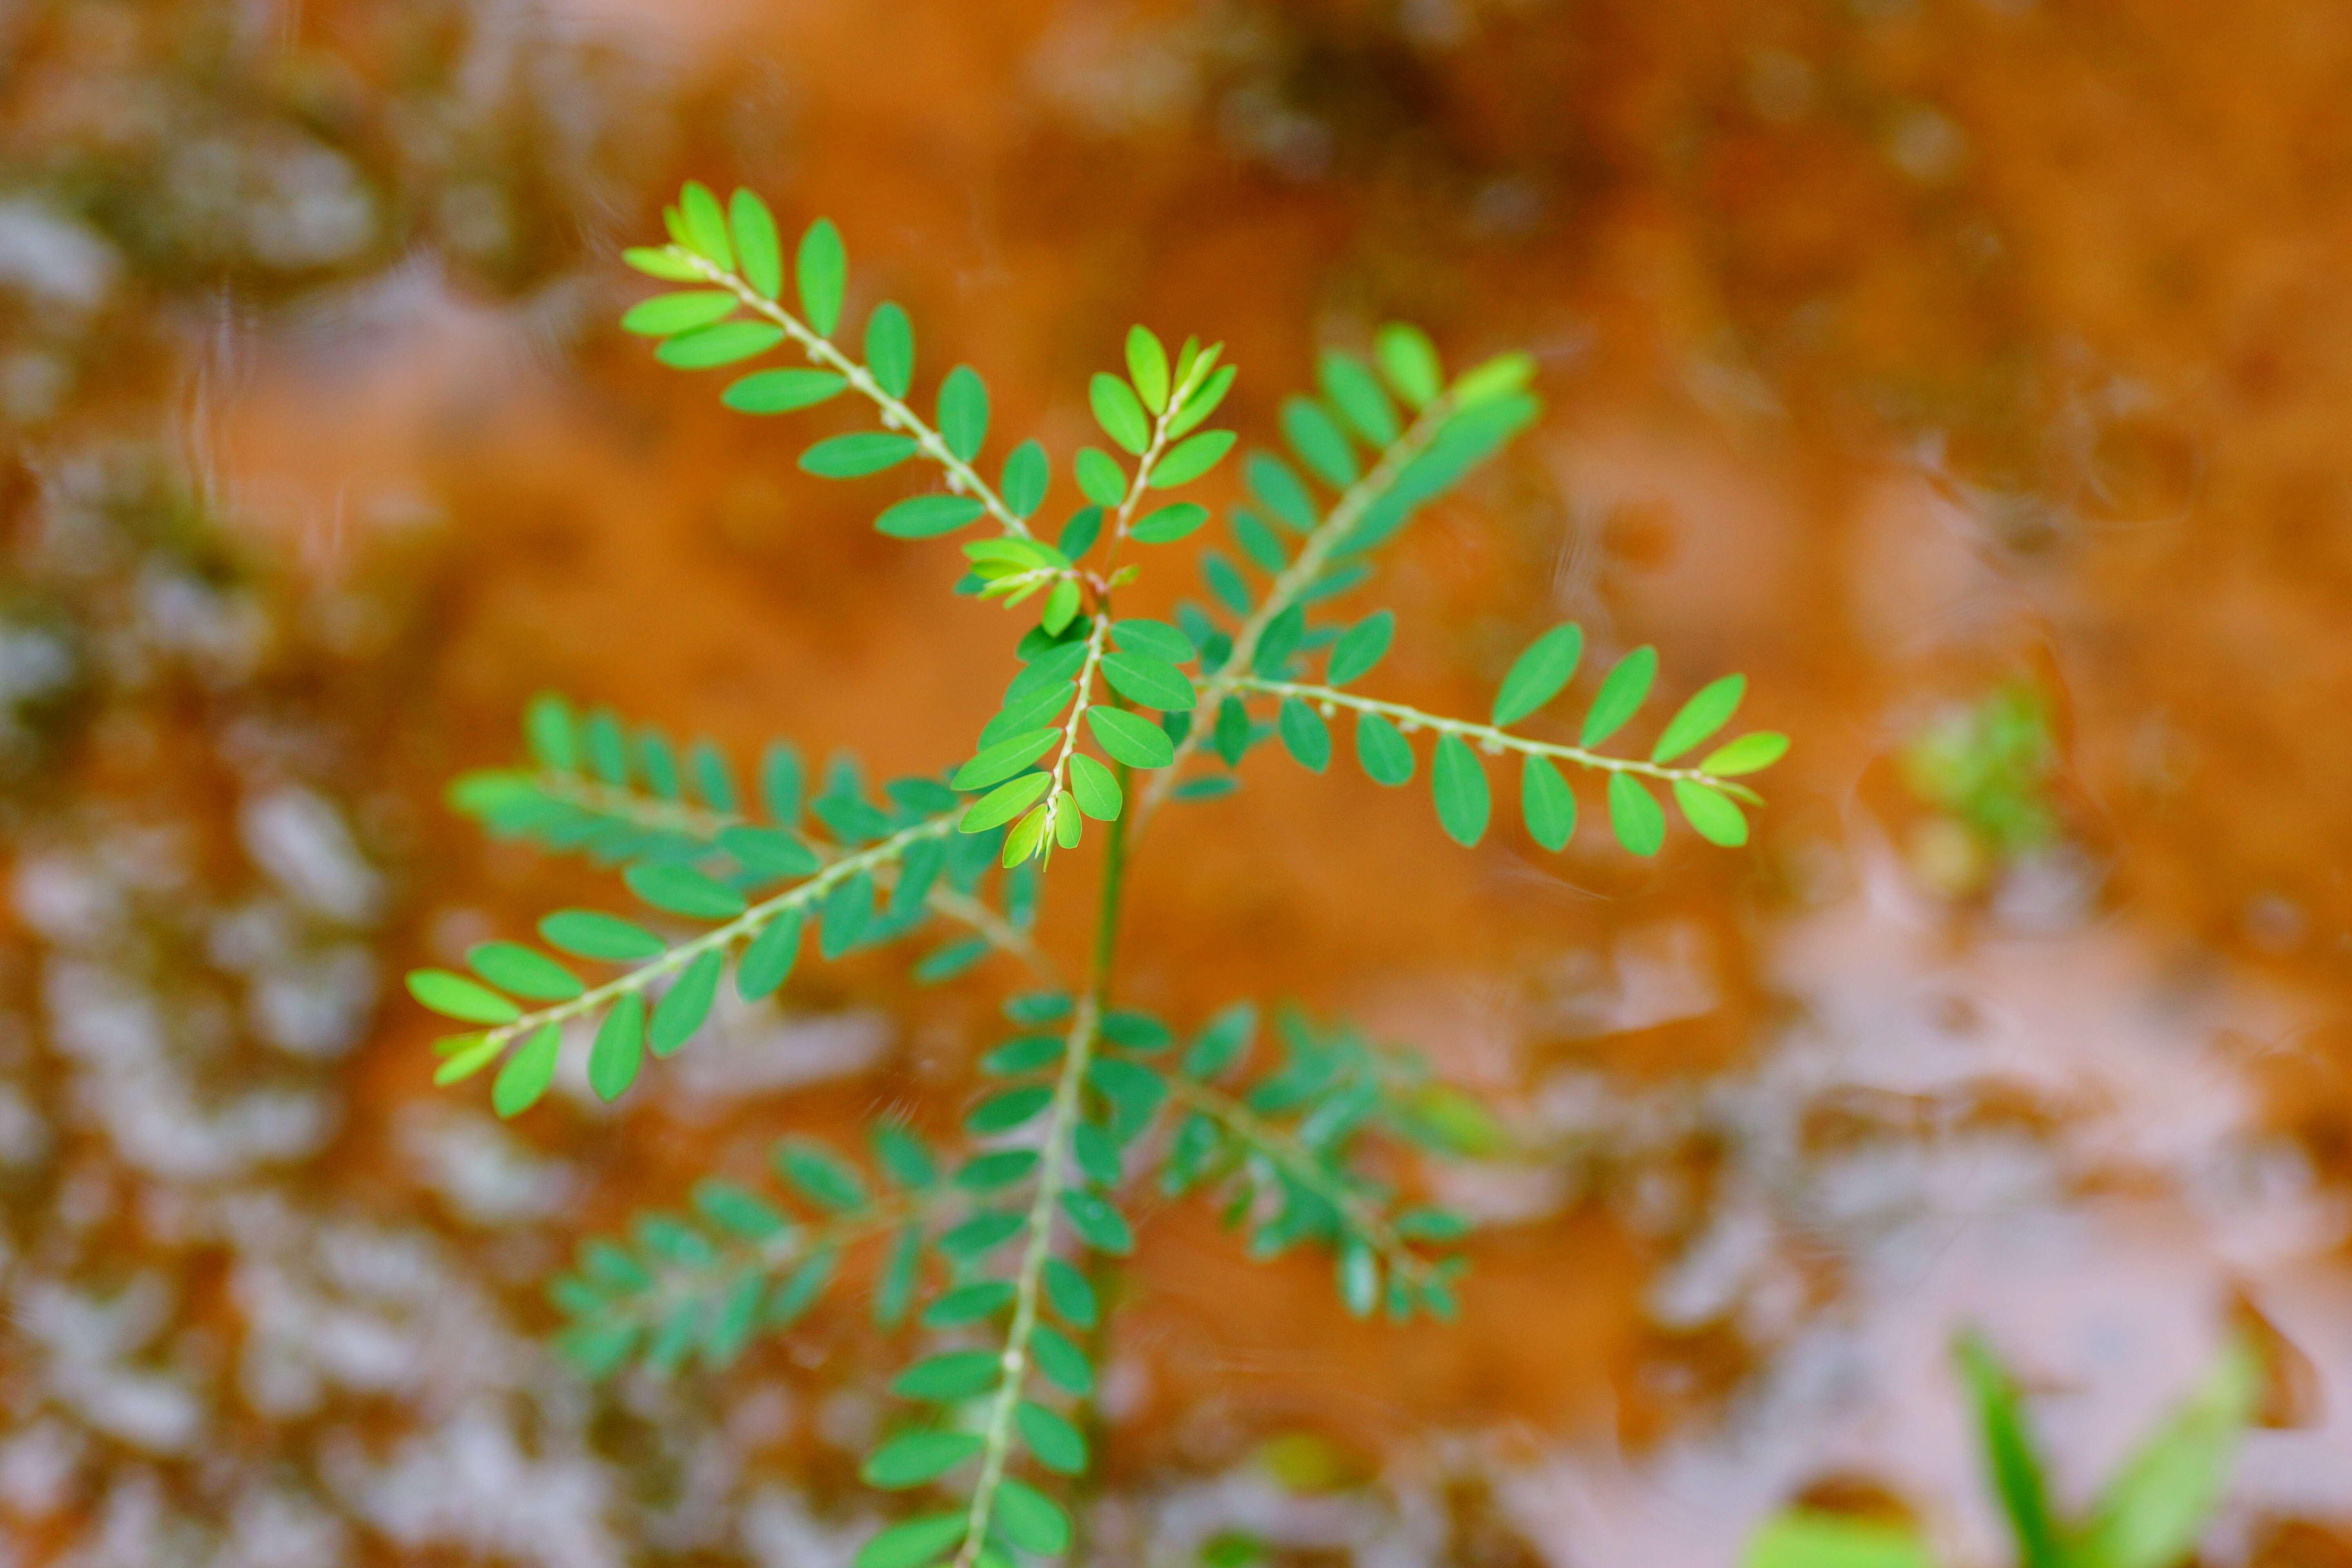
[671,248,1036,540]
[954,996,1102,1568]
[1137,389,1465,822]
[1234,678,1766,800]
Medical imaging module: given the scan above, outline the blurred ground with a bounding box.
[7,0,2352,1564]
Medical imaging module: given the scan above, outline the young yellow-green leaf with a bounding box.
[1492,623,1584,726]
[622,245,703,282]
[1319,349,1400,445]
[1127,324,1171,412]
[1521,756,1576,850]
[801,432,916,478]
[540,909,666,962]
[679,181,733,269]
[1652,673,1746,763]
[1086,706,1176,768]
[1701,730,1789,776]
[1673,780,1748,846]
[960,769,1053,833]
[2079,1336,2261,1568]
[408,969,521,1025]
[430,1033,503,1086]
[938,365,989,461]
[1430,734,1490,846]
[468,942,582,1002]
[728,188,781,297]
[996,1480,1073,1555]
[1278,699,1330,773]
[1355,711,1415,785]
[650,948,723,1056]
[621,290,737,337]
[721,367,846,414]
[491,1023,561,1118]
[1131,502,1207,543]
[1091,372,1151,455]
[1452,350,1536,405]
[1327,610,1395,686]
[1151,428,1235,488]
[1744,1512,1936,1568]
[863,301,914,397]
[588,993,646,1101]
[1001,440,1049,517]
[1016,1400,1089,1475]
[795,218,846,336]
[1167,361,1238,438]
[655,321,784,370]
[1068,752,1123,820]
[1607,772,1665,855]
[1004,801,1055,865]
[736,907,802,1000]
[1282,397,1359,487]
[1580,646,1657,747]
[1376,322,1443,407]
[1041,577,1080,635]
[624,862,747,920]
[1100,651,1196,711]
[861,1430,984,1490]
[1074,446,1126,506]
[854,1514,967,1568]
[955,727,1061,792]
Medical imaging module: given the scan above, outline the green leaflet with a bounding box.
[960,770,1053,833]
[408,969,521,1025]
[1653,673,1746,762]
[1016,1400,1088,1475]
[1057,505,1104,557]
[892,1350,1000,1401]
[1744,1513,1935,1568]
[872,1223,921,1326]
[541,910,665,961]
[680,181,733,270]
[1131,502,1207,543]
[1091,371,1151,454]
[1327,610,1394,685]
[492,1023,561,1118]
[854,1514,966,1568]
[797,218,846,335]
[1607,773,1665,856]
[1068,752,1123,820]
[1278,699,1330,772]
[1060,1189,1135,1254]
[1673,779,1748,846]
[1245,451,1317,530]
[1375,321,1443,407]
[728,188,782,298]
[1231,509,1287,571]
[818,872,875,958]
[1151,429,1235,488]
[1581,646,1657,746]
[1100,651,1197,711]
[467,942,582,1001]
[1430,735,1490,846]
[967,1085,1052,1134]
[722,368,846,414]
[737,907,803,998]
[1354,711,1415,786]
[1042,1257,1098,1327]
[777,1139,868,1210]
[995,1481,1073,1555]
[1521,757,1576,850]
[1002,440,1049,517]
[588,994,646,1101]
[650,949,723,1055]
[861,1430,982,1490]
[1319,349,1399,445]
[1492,623,1583,726]
[720,824,820,880]
[953,727,1060,791]
[1127,324,1171,411]
[1084,706,1177,767]
[657,321,784,369]
[625,862,746,919]
[802,432,917,478]
[1169,362,1237,438]
[621,290,735,337]
[1281,396,1358,487]
[1074,447,1126,506]
[1703,730,1789,776]
[923,1280,1016,1326]
[1031,1324,1094,1395]
[622,246,701,282]
[938,365,989,460]
[1111,618,1196,663]
[864,301,914,396]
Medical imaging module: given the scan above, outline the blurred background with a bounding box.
[7,0,2352,1563]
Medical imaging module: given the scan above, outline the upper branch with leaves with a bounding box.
[404,179,1787,1568]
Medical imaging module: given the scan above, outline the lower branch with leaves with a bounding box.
[405,180,1787,1567]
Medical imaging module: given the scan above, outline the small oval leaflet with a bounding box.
[655,321,783,370]
[1355,711,1416,786]
[1090,372,1151,455]
[1074,447,1126,507]
[953,727,1060,792]
[1060,1190,1135,1255]
[468,942,582,1001]
[1001,440,1049,517]
[862,1430,983,1491]
[938,365,990,461]
[966,1085,1053,1134]
[722,368,846,414]
[1521,756,1577,851]
[1151,428,1235,488]
[890,1351,1000,1402]
[1608,771,1666,856]
[1278,699,1331,773]
[624,862,747,920]
[492,1023,561,1119]
[650,948,724,1056]
[1100,651,1198,712]
[1492,622,1584,727]
[873,494,984,539]
[1042,1256,1099,1327]
[728,187,782,297]
[802,432,917,479]
[1376,321,1443,407]
[996,1480,1074,1555]
[1085,706,1176,768]
[959,769,1053,833]
[588,994,646,1102]
[735,908,802,1000]
[1430,733,1491,846]
[540,909,666,962]
[863,301,913,397]
[1673,779,1749,846]
[1327,609,1395,686]
[1652,673,1746,763]
[408,969,520,1025]
[1131,502,1207,543]
[1246,451,1317,530]
[853,1514,965,1568]
[1016,1400,1089,1475]
[1111,618,1195,663]
[1127,324,1171,412]
[1702,730,1789,776]
[719,824,821,880]
[679,181,733,269]
[1068,753,1123,820]
[796,218,846,336]
[621,290,735,337]
[1319,348,1400,445]
[1581,646,1658,748]
[1282,396,1359,488]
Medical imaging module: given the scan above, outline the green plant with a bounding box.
[1742,1332,2262,1568]
[405,180,1785,1568]
[1900,680,2061,893]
